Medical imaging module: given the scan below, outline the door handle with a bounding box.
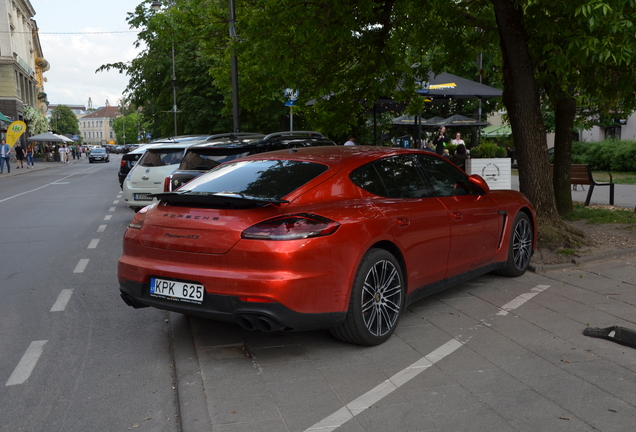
[451,212,463,220]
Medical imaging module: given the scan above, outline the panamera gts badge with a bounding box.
[164,233,200,239]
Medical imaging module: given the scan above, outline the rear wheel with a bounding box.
[330,249,404,346]
[499,212,533,277]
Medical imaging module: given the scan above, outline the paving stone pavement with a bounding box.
[173,255,636,432]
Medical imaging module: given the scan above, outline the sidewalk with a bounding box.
[0,157,87,178]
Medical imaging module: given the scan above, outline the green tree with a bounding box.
[50,105,79,136]
[112,112,141,145]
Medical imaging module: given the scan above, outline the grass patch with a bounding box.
[563,204,636,224]
[592,171,636,185]
[557,248,578,257]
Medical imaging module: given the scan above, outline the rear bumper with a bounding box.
[119,278,346,331]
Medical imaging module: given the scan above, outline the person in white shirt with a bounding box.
[343,135,356,146]
[451,132,465,146]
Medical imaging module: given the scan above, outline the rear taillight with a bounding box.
[163,176,171,192]
[242,213,340,241]
[120,159,126,167]
[127,205,152,229]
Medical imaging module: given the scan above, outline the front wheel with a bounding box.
[330,249,404,346]
[498,212,533,277]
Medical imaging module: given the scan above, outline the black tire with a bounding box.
[498,212,533,277]
[330,248,404,346]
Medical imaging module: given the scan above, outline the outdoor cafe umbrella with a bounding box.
[27,132,74,142]
[440,114,489,127]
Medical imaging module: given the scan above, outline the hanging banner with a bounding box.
[6,121,27,149]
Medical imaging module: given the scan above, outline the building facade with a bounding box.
[79,104,120,145]
[0,0,48,124]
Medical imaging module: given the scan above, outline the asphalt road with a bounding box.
[0,156,179,431]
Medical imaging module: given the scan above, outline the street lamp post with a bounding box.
[151,1,178,137]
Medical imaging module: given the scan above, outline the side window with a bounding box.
[415,154,475,197]
[351,155,434,198]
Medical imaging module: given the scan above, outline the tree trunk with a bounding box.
[552,90,576,215]
[490,0,561,227]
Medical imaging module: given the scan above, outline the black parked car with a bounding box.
[165,131,337,192]
[88,147,110,163]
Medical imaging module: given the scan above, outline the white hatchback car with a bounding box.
[122,141,206,211]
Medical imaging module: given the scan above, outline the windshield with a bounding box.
[180,159,329,201]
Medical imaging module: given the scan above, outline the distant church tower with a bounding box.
[87,97,93,110]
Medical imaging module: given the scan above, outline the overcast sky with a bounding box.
[30,0,142,108]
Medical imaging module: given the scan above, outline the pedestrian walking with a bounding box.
[0,139,11,173]
[433,126,450,155]
[26,144,34,168]
[14,144,25,169]
[58,144,67,163]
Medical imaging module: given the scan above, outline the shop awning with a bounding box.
[0,112,12,123]
[481,124,512,137]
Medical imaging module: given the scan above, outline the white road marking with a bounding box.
[6,341,48,386]
[306,284,551,431]
[73,259,89,273]
[0,169,92,203]
[497,284,550,316]
[104,215,112,221]
[305,339,464,431]
[50,289,73,312]
[97,225,107,232]
[88,239,100,249]
[109,207,116,212]
[113,200,120,204]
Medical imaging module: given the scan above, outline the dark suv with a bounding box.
[165,131,336,192]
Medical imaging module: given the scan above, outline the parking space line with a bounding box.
[97,225,107,232]
[307,284,552,431]
[50,289,73,312]
[306,339,464,431]
[496,284,550,316]
[88,239,100,249]
[6,341,48,386]
[104,215,112,221]
[73,259,89,273]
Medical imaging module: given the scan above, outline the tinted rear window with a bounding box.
[182,159,328,200]
[139,148,184,167]
[180,148,252,170]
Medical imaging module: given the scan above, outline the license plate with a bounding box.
[134,193,152,201]
[150,277,204,304]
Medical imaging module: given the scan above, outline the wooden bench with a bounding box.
[551,164,614,206]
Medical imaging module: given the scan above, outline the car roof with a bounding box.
[238,145,436,166]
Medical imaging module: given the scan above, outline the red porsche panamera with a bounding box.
[118,146,535,345]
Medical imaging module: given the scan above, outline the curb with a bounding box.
[529,247,636,273]
[169,312,212,432]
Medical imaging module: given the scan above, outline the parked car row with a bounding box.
[120,131,337,211]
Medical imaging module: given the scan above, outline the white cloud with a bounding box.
[31,0,142,107]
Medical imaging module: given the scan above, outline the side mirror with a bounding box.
[468,174,490,195]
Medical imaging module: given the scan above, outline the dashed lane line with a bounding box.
[97,225,107,232]
[87,239,100,249]
[50,289,73,312]
[104,215,112,221]
[6,341,48,386]
[73,259,89,273]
